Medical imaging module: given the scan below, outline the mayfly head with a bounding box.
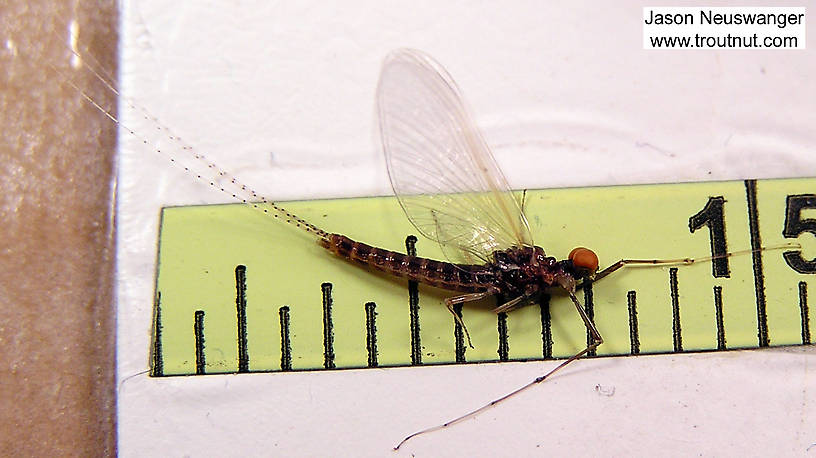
[568,246,600,280]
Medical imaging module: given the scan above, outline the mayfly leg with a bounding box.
[394,288,603,451]
[492,290,537,314]
[444,292,495,349]
[592,242,801,283]
[567,290,604,349]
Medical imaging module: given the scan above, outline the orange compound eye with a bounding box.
[568,247,599,271]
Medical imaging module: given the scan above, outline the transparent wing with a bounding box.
[376,48,533,263]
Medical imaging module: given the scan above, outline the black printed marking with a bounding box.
[627,290,640,355]
[689,196,730,277]
[745,180,769,347]
[582,282,596,357]
[539,293,552,359]
[365,302,378,368]
[783,195,816,273]
[279,306,292,371]
[235,265,249,373]
[713,285,726,350]
[497,309,509,362]
[194,310,205,375]
[670,268,683,352]
[321,282,336,369]
[152,291,163,377]
[405,236,422,366]
[453,303,466,363]
[800,281,811,345]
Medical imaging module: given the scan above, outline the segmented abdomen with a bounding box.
[321,234,497,293]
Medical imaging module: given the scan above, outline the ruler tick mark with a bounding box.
[713,285,726,350]
[582,282,596,357]
[627,290,640,355]
[279,306,292,371]
[539,293,552,359]
[405,235,422,366]
[235,265,249,373]
[745,179,769,347]
[453,303,466,363]
[497,308,509,361]
[799,281,811,345]
[194,310,206,375]
[365,302,378,368]
[321,283,336,369]
[152,291,164,377]
[670,268,683,352]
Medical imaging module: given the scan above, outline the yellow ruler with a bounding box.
[150,177,815,376]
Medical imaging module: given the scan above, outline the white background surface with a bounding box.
[114,1,816,456]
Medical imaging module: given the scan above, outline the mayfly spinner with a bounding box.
[321,49,716,448]
[60,44,767,450]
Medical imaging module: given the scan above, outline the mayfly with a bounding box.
[58,43,768,449]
